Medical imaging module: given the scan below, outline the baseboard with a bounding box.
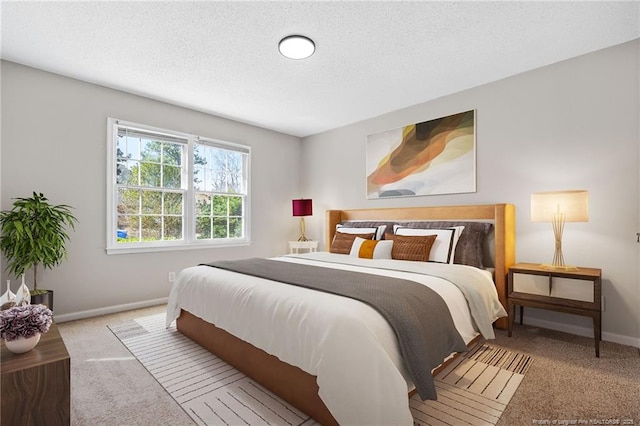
[521,316,640,349]
[54,298,168,323]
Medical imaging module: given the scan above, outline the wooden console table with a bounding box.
[1,322,70,425]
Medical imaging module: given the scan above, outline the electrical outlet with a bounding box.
[168,272,176,283]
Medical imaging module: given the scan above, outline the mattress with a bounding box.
[166,252,506,425]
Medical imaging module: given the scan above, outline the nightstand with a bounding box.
[288,240,319,254]
[508,262,602,357]
[1,323,70,424]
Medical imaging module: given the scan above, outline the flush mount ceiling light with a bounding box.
[278,35,315,60]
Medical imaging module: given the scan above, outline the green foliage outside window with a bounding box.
[117,139,185,242]
[193,144,245,240]
[115,133,245,244]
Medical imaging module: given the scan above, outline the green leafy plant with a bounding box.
[0,192,78,292]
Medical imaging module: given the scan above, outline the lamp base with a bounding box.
[538,263,579,271]
[297,217,310,242]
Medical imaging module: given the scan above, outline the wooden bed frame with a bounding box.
[177,203,515,426]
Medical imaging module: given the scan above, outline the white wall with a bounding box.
[302,40,640,347]
[1,61,303,319]
[2,41,638,346]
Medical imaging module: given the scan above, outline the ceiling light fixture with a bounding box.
[278,35,315,60]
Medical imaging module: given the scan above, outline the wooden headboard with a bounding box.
[326,204,515,330]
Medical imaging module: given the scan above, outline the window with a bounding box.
[107,118,250,254]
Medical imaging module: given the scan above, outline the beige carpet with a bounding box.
[108,313,532,426]
[57,305,640,425]
[494,324,640,426]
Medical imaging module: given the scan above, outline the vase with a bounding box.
[5,333,41,354]
[0,280,16,309]
[15,275,31,306]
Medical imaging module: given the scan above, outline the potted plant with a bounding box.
[0,303,53,353]
[0,192,78,310]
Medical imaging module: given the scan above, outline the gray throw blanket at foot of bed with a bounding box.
[202,258,468,400]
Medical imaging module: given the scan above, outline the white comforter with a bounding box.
[166,252,506,425]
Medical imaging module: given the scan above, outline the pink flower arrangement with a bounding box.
[0,304,53,341]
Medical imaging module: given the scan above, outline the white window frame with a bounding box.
[106,118,251,255]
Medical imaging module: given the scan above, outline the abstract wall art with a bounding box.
[366,110,476,199]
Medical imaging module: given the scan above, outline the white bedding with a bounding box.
[166,252,506,425]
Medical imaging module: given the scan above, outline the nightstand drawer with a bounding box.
[512,273,595,303]
[289,240,319,254]
[551,277,594,302]
[512,273,549,296]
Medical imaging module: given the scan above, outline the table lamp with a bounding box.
[292,199,313,241]
[531,190,588,270]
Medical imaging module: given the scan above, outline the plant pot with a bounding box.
[5,333,41,354]
[31,290,54,311]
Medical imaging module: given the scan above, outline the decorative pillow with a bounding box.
[349,237,393,259]
[336,224,387,240]
[330,232,375,255]
[384,233,437,262]
[393,226,464,264]
[402,221,493,268]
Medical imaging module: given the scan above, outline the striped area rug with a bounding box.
[412,342,532,426]
[109,314,532,426]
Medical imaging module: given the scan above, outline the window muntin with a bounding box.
[107,119,250,254]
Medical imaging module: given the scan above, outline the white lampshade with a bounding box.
[531,190,589,269]
[531,190,589,223]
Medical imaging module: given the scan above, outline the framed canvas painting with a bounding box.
[366,110,476,199]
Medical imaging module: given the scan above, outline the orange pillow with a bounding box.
[330,232,375,255]
[349,237,394,259]
[358,240,378,258]
[385,233,437,262]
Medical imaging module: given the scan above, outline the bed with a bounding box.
[167,203,515,425]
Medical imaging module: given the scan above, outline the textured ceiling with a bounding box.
[2,1,639,137]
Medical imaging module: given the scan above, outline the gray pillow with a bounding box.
[402,221,493,269]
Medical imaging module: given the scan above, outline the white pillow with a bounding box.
[393,226,465,264]
[349,237,393,259]
[336,224,387,240]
